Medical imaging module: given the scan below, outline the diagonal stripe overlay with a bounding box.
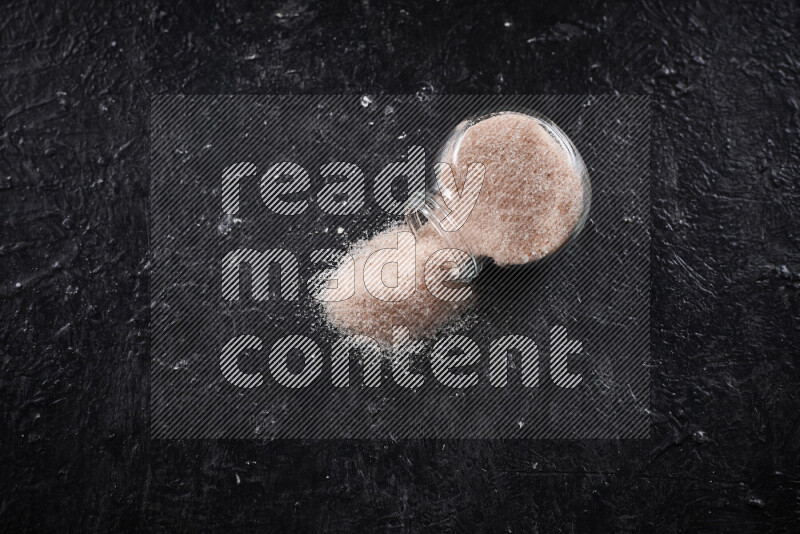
[150,95,650,439]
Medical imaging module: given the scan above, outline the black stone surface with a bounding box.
[1,0,798,531]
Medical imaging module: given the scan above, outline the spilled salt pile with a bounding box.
[318,221,473,345]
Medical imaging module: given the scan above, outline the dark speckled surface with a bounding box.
[1,0,798,531]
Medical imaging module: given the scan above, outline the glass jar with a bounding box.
[405,110,592,283]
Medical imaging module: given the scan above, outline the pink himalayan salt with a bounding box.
[321,112,584,342]
[319,222,473,345]
[446,112,583,266]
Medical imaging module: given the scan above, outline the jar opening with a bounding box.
[405,191,481,283]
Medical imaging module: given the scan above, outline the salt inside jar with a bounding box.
[406,110,591,280]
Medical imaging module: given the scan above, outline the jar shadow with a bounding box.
[471,252,561,314]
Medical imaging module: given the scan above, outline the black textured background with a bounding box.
[1,0,798,531]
